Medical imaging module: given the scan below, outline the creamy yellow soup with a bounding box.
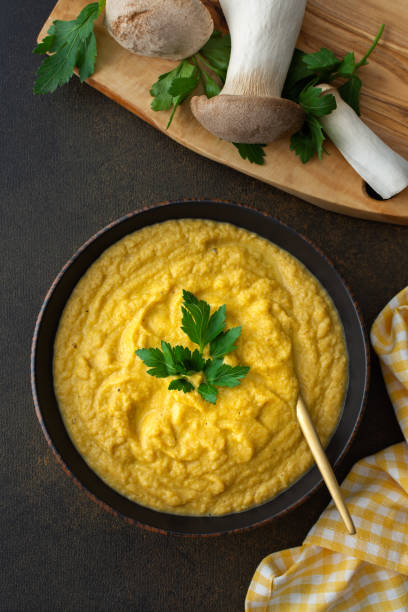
[54,219,347,515]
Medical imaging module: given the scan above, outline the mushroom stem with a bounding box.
[320,86,408,200]
[191,0,307,143]
[221,0,306,98]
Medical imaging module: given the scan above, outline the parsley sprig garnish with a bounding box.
[135,290,249,404]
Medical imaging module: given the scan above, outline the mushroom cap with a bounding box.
[105,0,214,60]
[190,95,305,143]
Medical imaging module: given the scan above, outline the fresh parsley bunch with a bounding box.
[136,290,250,405]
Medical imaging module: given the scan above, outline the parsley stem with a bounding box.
[191,56,206,92]
[355,24,385,71]
[97,0,106,16]
[196,53,226,82]
[329,24,385,83]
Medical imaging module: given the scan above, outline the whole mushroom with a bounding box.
[320,86,408,199]
[105,0,214,60]
[191,0,307,143]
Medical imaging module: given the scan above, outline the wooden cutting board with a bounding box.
[38,0,408,224]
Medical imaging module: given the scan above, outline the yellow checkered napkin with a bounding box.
[246,287,408,611]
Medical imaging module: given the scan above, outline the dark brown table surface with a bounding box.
[2,2,408,610]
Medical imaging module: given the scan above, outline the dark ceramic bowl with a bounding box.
[31,201,369,535]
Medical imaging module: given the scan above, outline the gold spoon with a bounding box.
[296,395,356,535]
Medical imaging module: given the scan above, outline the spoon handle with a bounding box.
[296,396,356,535]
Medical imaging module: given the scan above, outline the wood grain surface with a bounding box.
[38,0,408,224]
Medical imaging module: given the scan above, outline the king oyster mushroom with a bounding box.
[320,86,408,199]
[191,0,307,143]
[105,0,214,60]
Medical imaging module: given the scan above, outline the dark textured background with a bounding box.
[1,2,408,611]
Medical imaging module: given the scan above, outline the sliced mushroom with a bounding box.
[320,86,408,200]
[191,0,307,143]
[105,0,214,60]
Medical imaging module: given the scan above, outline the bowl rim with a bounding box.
[31,199,370,536]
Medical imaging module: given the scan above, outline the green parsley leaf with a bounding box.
[286,49,316,86]
[195,62,222,99]
[76,32,97,82]
[33,26,56,55]
[290,116,327,164]
[167,63,199,127]
[135,347,171,378]
[201,70,221,98]
[181,291,226,352]
[150,60,199,128]
[233,143,266,165]
[135,347,166,372]
[190,348,206,372]
[204,359,250,388]
[302,48,341,80]
[168,73,199,98]
[339,75,363,115]
[298,86,337,118]
[336,52,356,77]
[168,378,195,393]
[160,341,183,375]
[282,49,315,101]
[136,341,186,378]
[199,30,231,81]
[173,346,206,374]
[190,349,206,372]
[210,327,242,359]
[207,304,226,345]
[181,291,210,348]
[136,343,206,380]
[150,68,179,111]
[33,1,105,94]
[197,382,218,405]
[289,85,335,164]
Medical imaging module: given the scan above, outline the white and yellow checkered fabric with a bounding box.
[246,287,408,611]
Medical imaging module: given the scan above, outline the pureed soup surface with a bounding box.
[54,219,348,516]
